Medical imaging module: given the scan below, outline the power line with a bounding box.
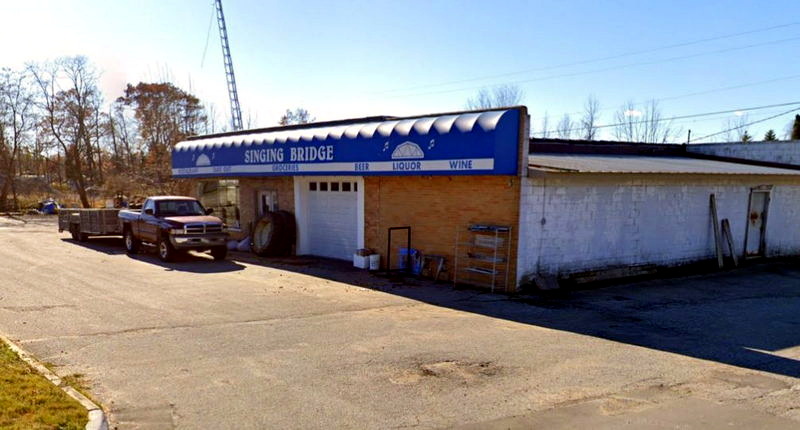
[392,35,800,99]
[200,1,216,68]
[550,72,800,118]
[375,22,800,95]
[691,108,799,142]
[531,101,800,136]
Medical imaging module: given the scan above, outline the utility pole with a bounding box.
[215,0,243,131]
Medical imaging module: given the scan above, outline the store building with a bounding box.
[173,107,800,292]
[173,107,529,291]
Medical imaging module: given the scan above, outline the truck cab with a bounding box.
[119,196,229,262]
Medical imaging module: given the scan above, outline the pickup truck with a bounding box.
[118,196,229,262]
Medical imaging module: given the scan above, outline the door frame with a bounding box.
[256,189,278,217]
[293,176,365,257]
[742,185,772,259]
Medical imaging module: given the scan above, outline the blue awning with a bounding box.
[172,107,523,178]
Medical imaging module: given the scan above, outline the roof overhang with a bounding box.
[172,107,524,178]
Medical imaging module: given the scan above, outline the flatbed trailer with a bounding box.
[58,208,122,241]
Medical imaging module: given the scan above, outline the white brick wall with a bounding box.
[516,174,800,284]
[687,141,800,166]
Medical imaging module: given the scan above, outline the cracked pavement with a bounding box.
[1,216,799,429]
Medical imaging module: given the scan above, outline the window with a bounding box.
[320,182,328,191]
[353,182,358,192]
[331,182,340,192]
[156,200,205,216]
[143,199,155,214]
[342,182,351,192]
[198,180,241,229]
[309,182,317,191]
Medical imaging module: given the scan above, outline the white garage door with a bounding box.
[301,178,360,260]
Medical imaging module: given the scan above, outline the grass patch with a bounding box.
[0,342,87,430]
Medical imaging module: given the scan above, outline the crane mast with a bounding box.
[215,0,243,131]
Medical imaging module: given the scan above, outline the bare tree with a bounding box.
[465,84,524,110]
[29,56,104,207]
[613,100,638,142]
[720,114,750,142]
[539,111,551,138]
[279,108,314,126]
[0,68,35,210]
[612,99,680,143]
[556,114,574,139]
[580,95,600,140]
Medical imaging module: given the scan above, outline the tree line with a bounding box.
[465,84,800,143]
[0,56,212,211]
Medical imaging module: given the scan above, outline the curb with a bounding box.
[0,334,108,430]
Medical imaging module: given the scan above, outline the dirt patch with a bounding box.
[390,360,501,386]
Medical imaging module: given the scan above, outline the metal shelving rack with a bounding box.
[453,224,512,292]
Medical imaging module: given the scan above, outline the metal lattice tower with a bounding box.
[215,0,243,131]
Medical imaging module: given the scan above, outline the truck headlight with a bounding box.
[169,228,185,235]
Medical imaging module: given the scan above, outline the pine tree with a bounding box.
[792,115,800,140]
[764,129,778,141]
[741,130,753,143]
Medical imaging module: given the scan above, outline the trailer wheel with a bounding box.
[157,236,176,262]
[69,224,80,241]
[124,228,140,254]
[69,223,87,242]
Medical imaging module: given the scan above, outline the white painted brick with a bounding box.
[517,174,800,283]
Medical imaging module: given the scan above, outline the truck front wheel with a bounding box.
[210,246,228,261]
[124,228,140,254]
[157,236,176,262]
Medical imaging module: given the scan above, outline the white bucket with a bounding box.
[368,254,380,271]
[353,254,369,269]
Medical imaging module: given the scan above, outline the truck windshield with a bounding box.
[156,200,206,216]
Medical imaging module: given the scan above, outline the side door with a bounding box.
[257,190,278,217]
[139,199,159,243]
[743,186,772,258]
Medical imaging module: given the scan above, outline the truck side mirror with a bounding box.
[144,208,154,215]
[205,208,214,215]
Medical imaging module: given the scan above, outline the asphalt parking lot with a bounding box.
[1,215,799,429]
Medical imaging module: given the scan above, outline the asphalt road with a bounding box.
[1,215,799,429]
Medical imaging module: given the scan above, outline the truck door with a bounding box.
[140,199,158,243]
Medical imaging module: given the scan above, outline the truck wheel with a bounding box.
[157,236,176,262]
[211,246,228,261]
[250,212,283,256]
[275,210,297,254]
[124,228,140,254]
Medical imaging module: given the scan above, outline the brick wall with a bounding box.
[364,175,520,291]
[238,177,295,232]
[517,173,800,284]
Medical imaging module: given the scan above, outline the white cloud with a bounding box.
[624,109,643,117]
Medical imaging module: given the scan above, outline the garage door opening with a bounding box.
[294,176,364,260]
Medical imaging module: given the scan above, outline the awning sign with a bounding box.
[172,108,521,177]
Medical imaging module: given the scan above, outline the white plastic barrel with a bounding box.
[368,254,380,271]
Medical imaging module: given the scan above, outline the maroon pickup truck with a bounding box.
[118,196,229,262]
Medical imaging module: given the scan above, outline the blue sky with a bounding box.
[3,0,800,141]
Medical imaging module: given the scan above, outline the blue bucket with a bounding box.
[399,248,422,274]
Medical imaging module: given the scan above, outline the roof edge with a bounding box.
[187,106,527,141]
